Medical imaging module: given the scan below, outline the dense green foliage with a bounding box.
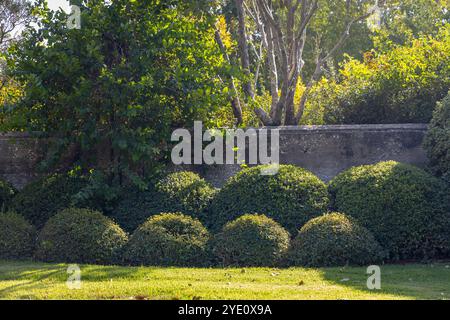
[329,161,450,261]
[11,174,88,229]
[35,208,128,264]
[156,171,217,221]
[6,0,227,184]
[0,178,16,210]
[110,187,164,233]
[209,165,329,234]
[213,214,290,267]
[302,27,450,125]
[0,212,35,260]
[424,92,450,183]
[288,213,384,267]
[123,213,211,267]
[111,171,216,232]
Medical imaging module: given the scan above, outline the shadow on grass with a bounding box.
[0,261,145,282]
[0,265,66,299]
[321,263,450,300]
[0,260,146,299]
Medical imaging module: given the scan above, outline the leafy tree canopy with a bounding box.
[6,0,228,187]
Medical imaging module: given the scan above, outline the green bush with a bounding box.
[0,212,36,260]
[424,92,450,183]
[288,213,385,267]
[213,214,290,267]
[0,178,16,210]
[209,165,329,234]
[111,171,216,233]
[123,213,211,267]
[35,208,128,264]
[11,174,88,229]
[156,171,217,219]
[329,161,450,261]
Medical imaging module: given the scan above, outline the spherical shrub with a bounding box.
[329,161,450,261]
[288,213,385,267]
[35,208,128,264]
[209,165,329,234]
[11,174,88,229]
[213,214,290,267]
[0,178,16,210]
[0,212,36,260]
[156,171,217,219]
[424,92,450,183]
[123,213,211,267]
[112,172,216,233]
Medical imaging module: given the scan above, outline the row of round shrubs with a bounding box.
[1,161,449,266]
[0,208,385,267]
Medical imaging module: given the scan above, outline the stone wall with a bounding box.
[0,133,43,189]
[193,124,430,187]
[0,124,429,189]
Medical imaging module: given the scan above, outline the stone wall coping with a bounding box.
[0,124,428,139]
[0,132,35,139]
[263,124,429,132]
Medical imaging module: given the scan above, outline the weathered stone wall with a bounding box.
[0,124,429,189]
[0,133,43,189]
[193,124,430,186]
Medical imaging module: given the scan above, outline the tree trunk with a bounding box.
[235,0,254,99]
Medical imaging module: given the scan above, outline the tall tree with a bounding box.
[1,0,31,87]
[7,0,228,185]
[218,0,381,126]
[0,0,30,50]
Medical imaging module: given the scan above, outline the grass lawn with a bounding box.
[0,261,449,300]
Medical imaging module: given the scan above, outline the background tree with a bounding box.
[0,0,30,53]
[219,0,449,126]
[0,0,31,129]
[216,0,380,126]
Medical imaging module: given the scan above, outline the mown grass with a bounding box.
[0,261,449,300]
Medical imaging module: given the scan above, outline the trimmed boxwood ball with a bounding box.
[424,92,450,183]
[209,165,329,234]
[329,161,450,261]
[11,174,88,229]
[156,171,217,219]
[213,214,290,267]
[35,208,128,264]
[123,213,211,267]
[0,178,16,210]
[0,212,36,260]
[288,213,385,267]
[111,171,216,233]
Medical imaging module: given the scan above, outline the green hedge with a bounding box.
[209,165,329,234]
[329,161,450,261]
[0,178,16,210]
[213,214,290,267]
[0,212,36,260]
[123,213,211,267]
[424,92,450,183]
[11,174,88,229]
[288,213,385,267]
[35,208,128,264]
[111,171,216,232]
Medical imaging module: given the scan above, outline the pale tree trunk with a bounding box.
[214,29,244,126]
[237,0,376,126]
[236,0,254,99]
